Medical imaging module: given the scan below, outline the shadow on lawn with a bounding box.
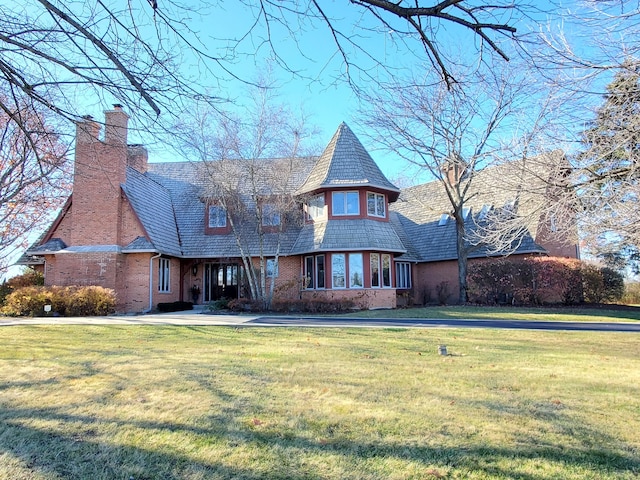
[1,400,638,480]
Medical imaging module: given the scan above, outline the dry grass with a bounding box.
[0,325,638,479]
[346,305,640,322]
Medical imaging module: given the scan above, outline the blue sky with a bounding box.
[130,0,625,186]
[137,0,540,185]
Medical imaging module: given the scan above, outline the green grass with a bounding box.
[345,305,640,322]
[0,326,639,479]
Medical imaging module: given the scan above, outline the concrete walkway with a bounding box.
[0,309,254,326]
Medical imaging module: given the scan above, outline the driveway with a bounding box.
[1,311,640,332]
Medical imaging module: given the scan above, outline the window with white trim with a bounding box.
[303,254,326,289]
[261,203,281,226]
[305,194,326,221]
[370,253,380,287]
[208,205,227,228]
[332,254,346,288]
[349,253,364,288]
[396,262,411,289]
[367,192,386,217]
[382,254,391,287]
[158,258,170,293]
[267,258,279,277]
[332,191,359,216]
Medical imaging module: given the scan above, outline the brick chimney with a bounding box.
[127,144,148,173]
[71,106,129,246]
[104,104,128,146]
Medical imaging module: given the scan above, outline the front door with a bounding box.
[204,263,239,302]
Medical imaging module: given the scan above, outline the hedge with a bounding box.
[1,285,116,317]
[468,257,624,306]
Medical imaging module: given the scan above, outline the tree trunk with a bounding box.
[456,217,469,304]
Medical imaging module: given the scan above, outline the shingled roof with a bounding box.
[296,123,400,199]
[121,167,182,256]
[389,158,555,262]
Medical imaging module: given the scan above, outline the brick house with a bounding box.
[22,107,578,313]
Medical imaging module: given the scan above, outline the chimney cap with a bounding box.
[113,103,123,109]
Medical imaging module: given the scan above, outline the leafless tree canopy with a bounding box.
[360,67,535,302]
[177,83,317,307]
[250,0,526,88]
[0,101,70,272]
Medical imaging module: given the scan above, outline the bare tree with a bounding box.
[1,0,533,135]
[178,82,317,308]
[360,65,553,303]
[247,0,529,88]
[0,100,69,273]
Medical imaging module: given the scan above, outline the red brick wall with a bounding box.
[71,109,129,247]
[121,253,154,313]
[44,252,122,290]
[413,261,459,304]
[271,256,303,299]
[300,288,397,309]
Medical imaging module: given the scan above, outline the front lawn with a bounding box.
[0,326,638,479]
[345,304,640,322]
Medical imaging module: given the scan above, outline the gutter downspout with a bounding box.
[144,253,161,314]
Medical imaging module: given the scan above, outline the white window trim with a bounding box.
[395,261,412,289]
[367,192,386,218]
[331,253,347,289]
[208,205,227,228]
[305,193,326,221]
[316,254,326,289]
[370,253,381,288]
[158,258,171,293]
[266,258,279,277]
[332,191,360,216]
[349,253,364,289]
[382,254,392,288]
[261,203,281,227]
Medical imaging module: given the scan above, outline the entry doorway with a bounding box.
[204,263,240,302]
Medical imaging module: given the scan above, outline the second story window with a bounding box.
[332,191,359,216]
[261,203,281,226]
[367,192,386,218]
[208,205,227,228]
[305,193,326,221]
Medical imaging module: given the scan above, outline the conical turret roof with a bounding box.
[296,123,400,199]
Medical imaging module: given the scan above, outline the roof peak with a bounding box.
[296,123,399,197]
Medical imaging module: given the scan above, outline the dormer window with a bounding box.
[332,191,359,216]
[208,205,227,228]
[261,203,281,226]
[367,192,386,218]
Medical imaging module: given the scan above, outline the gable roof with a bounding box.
[296,123,400,198]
